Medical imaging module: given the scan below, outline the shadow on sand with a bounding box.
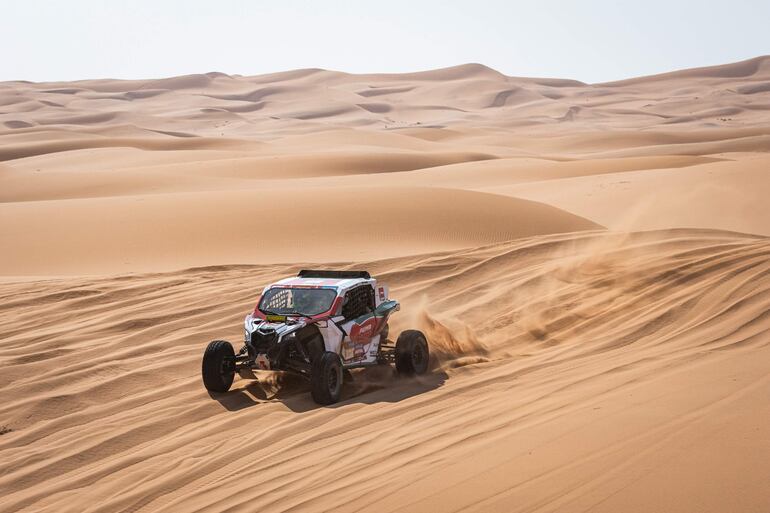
[209,366,448,413]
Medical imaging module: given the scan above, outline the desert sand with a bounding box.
[0,56,769,512]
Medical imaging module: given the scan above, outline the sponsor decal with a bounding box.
[341,315,379,363]
[378,287,386,301]
[349,316,377,344]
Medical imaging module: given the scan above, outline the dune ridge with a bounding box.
[0,229,768,512]
[2,57,769,278]
[3,56,770,146]
[1,57,769,512]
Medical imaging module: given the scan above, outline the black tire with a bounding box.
[311,351,343,405]
[395,330,429,376]
[306,333,325,364]
[202,340,235,393]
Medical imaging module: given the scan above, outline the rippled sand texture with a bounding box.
[2,57,769,274]
[1,57,769,512]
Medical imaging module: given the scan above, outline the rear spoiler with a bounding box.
[298,269,371,279]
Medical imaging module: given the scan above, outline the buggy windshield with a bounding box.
[259,287,337,316]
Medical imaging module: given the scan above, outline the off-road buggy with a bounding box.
[201,270,429,404]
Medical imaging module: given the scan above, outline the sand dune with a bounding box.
[1,57,769,512]
[0,187,599,275]
[0,229,768,512]
[2,57,769,277]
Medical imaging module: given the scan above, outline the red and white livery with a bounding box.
[201,270,429,404]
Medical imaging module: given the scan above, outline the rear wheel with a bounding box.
[395,330,429,376]
[311,351,343,405]
[202,340,235,392]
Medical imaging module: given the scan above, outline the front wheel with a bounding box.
[202,340,235,392]
[311,351,343,405]
[395,330,429,376]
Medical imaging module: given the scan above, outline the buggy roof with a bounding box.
[271,276,372,289]
[297,269,370,279]
[270,270,374,291]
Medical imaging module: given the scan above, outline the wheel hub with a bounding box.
[327,367,339,391]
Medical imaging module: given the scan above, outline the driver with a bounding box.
[292,289,326,315]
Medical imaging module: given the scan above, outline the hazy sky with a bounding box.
[3,0,769,83]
